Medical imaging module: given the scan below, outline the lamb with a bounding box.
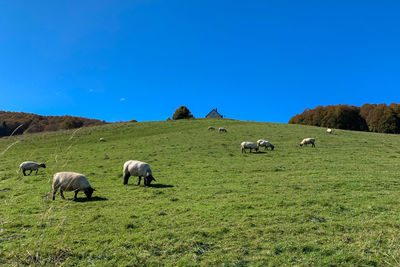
[123,160,156,186]
[300,138,315,147]
[52,172,95,200]
[99,138,106,142]
[208,126,215,131]
[241,142,259,153]
[219,127,227,133]
[326,128,332,134]
[257,139,275,150]
[19,161,46,176]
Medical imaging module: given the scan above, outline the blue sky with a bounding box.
[1,0,400,122]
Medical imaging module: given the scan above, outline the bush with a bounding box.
[172,106,194,120]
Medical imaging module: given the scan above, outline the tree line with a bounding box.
[289,103,400,134]
[0,111,107,138]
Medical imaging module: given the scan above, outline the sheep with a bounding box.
[208,126,215,131]
[52,172,95,200]
[300,138,315,147]
[19,161,46,176]
[123,160,156,186]
[257,139,275,150]
[99,138,106,142]
[241,141,259,153]
[326,128,332,134]
[219,127,227,133]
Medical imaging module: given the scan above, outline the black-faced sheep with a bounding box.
[219,127,227,133]
[300,138,315,147]
[326,128,332,134]
[123,160,156,186]
[257,139,275,150]
[99,138,106,142]
[52,172,95,200]
[208,126,215,131]
[241,142,259,153]
[19,161,46,176]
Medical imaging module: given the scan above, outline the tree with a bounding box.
[172,106,194,120]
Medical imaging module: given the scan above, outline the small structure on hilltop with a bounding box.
[206,108,223,118]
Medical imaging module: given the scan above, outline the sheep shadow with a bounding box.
[149,184,174,189]
[74,196,108,202]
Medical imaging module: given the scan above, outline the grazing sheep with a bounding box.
[219,127,227,133]
[19,161,46,176]
[208,126,215,131]
[99,138,106,142]
[123,160,156,186]
[257,139,275,150]
[52,172,95,200]
[300,138,315,147]
[241,142,259,153]
[326,128,332,134]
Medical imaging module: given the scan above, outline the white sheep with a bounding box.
[300,138,315,147]
[52,172,95,200]
[241,141,259,153]
[208,126,215,131]
[219,127,227,133]
[257,139,275,151]
[19,161,46,176]
[326,128,332,134]
[123,160,156,186]
[99,138,106,142]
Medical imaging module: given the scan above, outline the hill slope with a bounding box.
[1,119,400,265]
[0,111,107,137]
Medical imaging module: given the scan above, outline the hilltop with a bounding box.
[1,118,400,265]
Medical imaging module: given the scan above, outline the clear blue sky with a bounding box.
[1,1,400,122]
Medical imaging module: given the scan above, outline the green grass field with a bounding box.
[1,118,400,266]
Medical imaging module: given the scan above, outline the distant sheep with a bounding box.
[123,160,156,186]
[219,127,227,133]
[257,139,275,150]
[241,142,259,153]
[326,128,332,134]
[300,138,315,147]
[99,138,106,142]
[208,126,215,131]
[52,172,95,200]
[19,161,46,176]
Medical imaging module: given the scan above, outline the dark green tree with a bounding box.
[172,106,194,120]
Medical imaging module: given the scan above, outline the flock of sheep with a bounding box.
[18,159,155,200]
[16,126,333,200]
[209,126,331,153]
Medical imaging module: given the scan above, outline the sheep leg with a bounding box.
[74,190,79,200]
[52,188,57,200]
[123,173,130,185]
[28,170,32,176]
[137,176,142,185]
[36,169,38,175]
[60,190,65,199]
[23,170,27,176]
[312,143,315,147]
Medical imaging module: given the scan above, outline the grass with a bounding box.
[1,118,400,265]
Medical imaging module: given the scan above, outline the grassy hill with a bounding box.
[1,118,400,266]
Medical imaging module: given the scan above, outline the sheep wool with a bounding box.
[52,172,94,200]
[300,138,316,147]
[19,161,46,176]
[257,139,275,150]
[123,160,156,186]
[241,142,259,153]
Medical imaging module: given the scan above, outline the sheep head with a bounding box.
[144,175,156,186]
[84,187,95,199]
